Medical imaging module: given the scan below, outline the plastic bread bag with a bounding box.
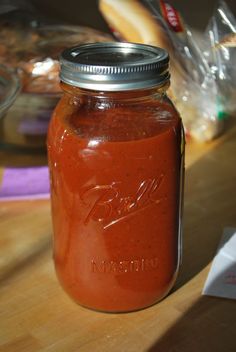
[99,0,224,142]
[204,1,236,117]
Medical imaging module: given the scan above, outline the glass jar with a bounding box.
[47,42,184,313]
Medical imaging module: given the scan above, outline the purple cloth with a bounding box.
[18,119,49,135]
[0,166,50,201]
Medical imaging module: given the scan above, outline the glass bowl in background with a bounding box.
[0,65,20,119]
[0,25,112,151]
[0,92,60,151]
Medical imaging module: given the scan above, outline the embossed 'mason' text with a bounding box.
[91,257,158,274]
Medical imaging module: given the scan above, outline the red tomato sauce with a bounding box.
[47,89,183,312]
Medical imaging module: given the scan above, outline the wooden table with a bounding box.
[0,120,236,352]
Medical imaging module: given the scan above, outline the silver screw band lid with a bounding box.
[60,42,170,91]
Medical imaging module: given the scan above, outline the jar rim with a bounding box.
[60,42,170,91]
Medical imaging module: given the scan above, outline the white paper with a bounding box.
[202,227,236,300]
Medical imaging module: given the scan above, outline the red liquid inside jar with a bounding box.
[47,43,184,312]
[48,85,184,312]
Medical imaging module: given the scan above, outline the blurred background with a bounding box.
[32,0,236,32]
[0,0,235,150]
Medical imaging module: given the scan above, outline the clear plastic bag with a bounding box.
[99,0,236,142]
[204,0,236,117]
[143,0,224,142]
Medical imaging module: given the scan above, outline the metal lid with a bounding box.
[60,42,169,91]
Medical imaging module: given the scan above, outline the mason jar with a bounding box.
[47,42,184,313]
